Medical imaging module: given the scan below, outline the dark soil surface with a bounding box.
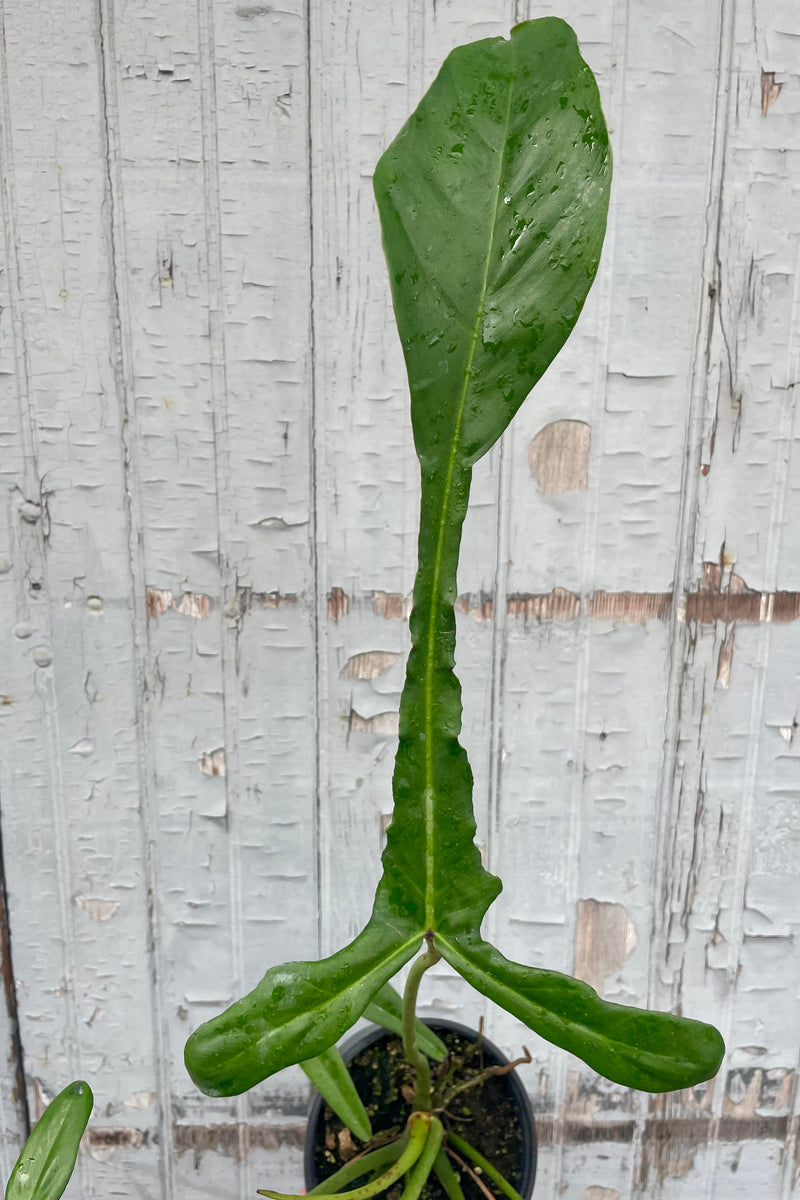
[309,1026,530,1200]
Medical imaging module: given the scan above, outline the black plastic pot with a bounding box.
[304,1018,537,1199]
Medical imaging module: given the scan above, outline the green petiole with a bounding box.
[433,1147,465,1200]
[400,1114,444,1200]
[446,1131,523,1200]
[306,1137,407,1197]
[402,940,441,1111]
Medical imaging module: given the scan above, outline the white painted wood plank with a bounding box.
[100,0,319,1195]
[490,5,724,1196]
[307,0,420,961]
[0,0,319,1193]
[0,9,29,1171]
[201,0,319,1139]
[0,862,26,1179]
[641,1,800,1195]
[98,4,235,1190]
[0,0,164,1193]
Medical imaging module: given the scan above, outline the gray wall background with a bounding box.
[0,0,798,1197]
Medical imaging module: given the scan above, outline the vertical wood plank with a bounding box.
[201,0,317,1145]
[491,2,734,1196]
[307,0,421,960]
[648,1,800,1196]
[96,1,225,1191]
[0,0,163,1193]
[100,0,317,1194]
[0,825,27,1176]
[0,5,30,1170]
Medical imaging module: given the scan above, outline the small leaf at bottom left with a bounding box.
[5,1080,93,1200]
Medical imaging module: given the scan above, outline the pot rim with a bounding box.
[303,1017,537,1198]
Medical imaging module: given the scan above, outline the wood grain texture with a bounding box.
[0,0,798,1197]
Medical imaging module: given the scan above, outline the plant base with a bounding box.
[304,1020,537,1200]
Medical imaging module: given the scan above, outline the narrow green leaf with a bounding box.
[440,934,725,1092]
[364,982,448,1061]
[5,1080,93,1200]
[184,922,420,1096]
[300,1046,371,1143]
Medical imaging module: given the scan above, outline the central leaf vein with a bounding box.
[423,71,517,926]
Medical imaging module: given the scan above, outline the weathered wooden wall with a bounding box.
[0,0,798,1197]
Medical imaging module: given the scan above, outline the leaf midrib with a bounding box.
[251,933,420,1063]
[422,68,517,927]
[438,934,695,1076]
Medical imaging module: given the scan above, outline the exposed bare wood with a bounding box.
[573,900,637,995]
[716,627,735,687]
[372,591,412,620]
[348,710,400,737]
[340,651,400,680]
[199,749,227,778]
[760,70,783,116]
[529,420,592,494]
[327,588,350,621]
[145,588,212,621]
[352,578,800,626]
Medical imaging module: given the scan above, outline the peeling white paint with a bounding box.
[67,738,95,757]
[74,896,121,922]
[529,420,591,494]
[340,650,400,680]
[199,748,226,777]
[0,3,798,1199]
[573,899,637,995]
[348,710,400,736]
[124,1090,157,1109]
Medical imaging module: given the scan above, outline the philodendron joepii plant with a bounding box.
[5,17,724,1200]
[184,16,725,1198]
[184,15,724,1198]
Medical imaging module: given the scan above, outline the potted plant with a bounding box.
[184,16,724,1200]
[302,1014,538,1200]
[4,17,724,1200]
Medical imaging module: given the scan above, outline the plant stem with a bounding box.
[433,1147,465,1200]
[446,1132,523,1200]
[402,937,441,1111]
[401,1114,444,1200]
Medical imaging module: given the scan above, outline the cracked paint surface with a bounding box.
[0,1,798,1198]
